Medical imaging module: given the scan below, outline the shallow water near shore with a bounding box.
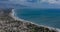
[14,9,60,28]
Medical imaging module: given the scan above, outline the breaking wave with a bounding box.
[11,9,60,32]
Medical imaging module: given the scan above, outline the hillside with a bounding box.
[0,8,59,32]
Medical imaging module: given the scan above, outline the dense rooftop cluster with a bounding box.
[0,8,58,32]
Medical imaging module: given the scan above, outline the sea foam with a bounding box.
[11,9,60,32]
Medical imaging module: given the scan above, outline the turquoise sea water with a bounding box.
[15,9,60,28]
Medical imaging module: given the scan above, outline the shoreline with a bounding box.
[11,9,60,32]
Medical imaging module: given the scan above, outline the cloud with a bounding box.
[0,0,27,8]
[9,0,60,6]
[41,0,60,4]
[47,0,60,4]
[9,0,43,6]
[0,0,8,1]
[0,0,60,8]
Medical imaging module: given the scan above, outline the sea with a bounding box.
[14,9,60,28]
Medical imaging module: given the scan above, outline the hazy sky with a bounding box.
[0,0,60,8]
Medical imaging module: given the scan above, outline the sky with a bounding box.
[0,0,60,9]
